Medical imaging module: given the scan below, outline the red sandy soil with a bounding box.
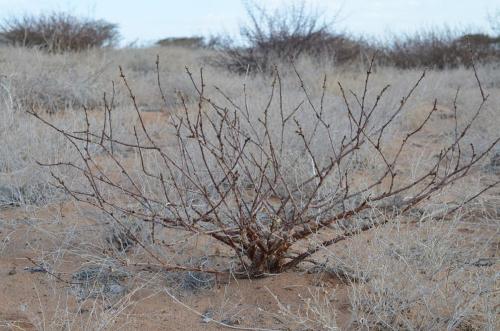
[0,201,353,330]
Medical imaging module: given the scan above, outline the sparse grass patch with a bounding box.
[341,214,498,330]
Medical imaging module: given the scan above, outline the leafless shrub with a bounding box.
[382,29,500,69]
[212,1,368,73]
[212,2,500,73]
[30,53,499,279]
[0,12,119,52]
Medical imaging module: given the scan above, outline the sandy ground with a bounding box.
[0,200,353,330]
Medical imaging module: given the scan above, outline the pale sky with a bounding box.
[0,0,498,45]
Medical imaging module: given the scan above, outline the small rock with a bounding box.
[24,265,48,273]
[201,309,214,323]
[107,284,126,296]
[71,265,130,300]
[221,318,241,326]
[78,308,89,314]
[165,268,215,293]
[471,258,495,267]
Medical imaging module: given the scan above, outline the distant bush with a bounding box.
[156,36,205,48]
[213,1,500,73]
[382,30,500,69]
[0,12,119,52]
[213,1,369,73]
